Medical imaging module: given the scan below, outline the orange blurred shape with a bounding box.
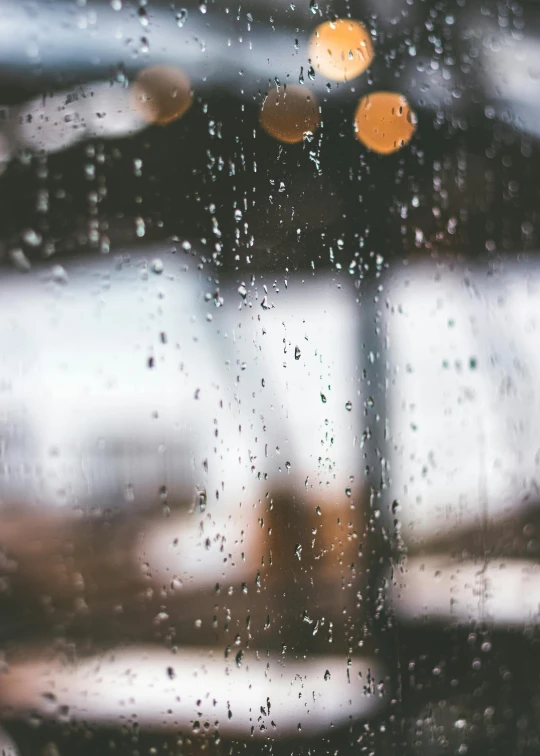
[309,19,374,82]
[131,65,192,125]
[353,91,416,154]
[259,85,320,144]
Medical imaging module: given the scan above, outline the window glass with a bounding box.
[0,1,537,754]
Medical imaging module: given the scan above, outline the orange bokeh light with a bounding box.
[353,92,416,154]
[259,85,320,144]
[309,19,374,83]
[131,65,192,125]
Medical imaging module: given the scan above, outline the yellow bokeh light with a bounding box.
[309,19,374,83]
[131,65,192,125]
[353,91,416,154]
[259,85,320,144]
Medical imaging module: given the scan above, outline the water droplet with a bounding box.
[51,265,68,284]
[138,6,149,26]
[175,8,188,26]
[196,487,207,512]
[153,611,170,625]
[23,229,42,247]
[9,248,31,272]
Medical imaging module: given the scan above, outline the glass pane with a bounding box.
[0,1,537,754]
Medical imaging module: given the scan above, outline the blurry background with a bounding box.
[0,0,538,270]
[0,0,539,755]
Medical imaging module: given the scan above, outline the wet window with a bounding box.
[0,1,538,754]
